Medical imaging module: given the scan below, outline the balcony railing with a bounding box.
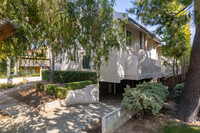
[20,59,49,67]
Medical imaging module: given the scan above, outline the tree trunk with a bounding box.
[7,56,11,84]
[172,58,175,88]
[177,24,200,123]
[176,57,179,84]
[182,53,186,82]
[14,57,18,75]
[49,45,54,82]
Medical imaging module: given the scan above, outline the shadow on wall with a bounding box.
[54,53,82,71]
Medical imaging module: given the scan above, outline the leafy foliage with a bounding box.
[174,83,185,103]
[45,85,56,95]
[42,70,97,83]
[35,82,44,91]
[45,85,67,99]
[129,0,192,73]
[121,82,169,115]
[65,80,95,90]
[0,0,125,80]
[54,87,67,99]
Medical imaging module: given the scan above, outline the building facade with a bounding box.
[54,12,169,96]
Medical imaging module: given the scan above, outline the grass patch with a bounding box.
[0,84,15,90]
[158,122,200,133]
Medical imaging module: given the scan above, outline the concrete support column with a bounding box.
[108,83,112,94]
[114,83,116,95]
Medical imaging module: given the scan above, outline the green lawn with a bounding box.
[159,122,200,133]
[0,84,15,90]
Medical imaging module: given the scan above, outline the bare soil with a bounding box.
[115,101,200,133]
[0,110,10,120]
[5,85,60,108]
[83,123,101,133]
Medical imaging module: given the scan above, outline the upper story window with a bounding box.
[140,32,143,49]
[83,55,91,69]
[126,31,132,46]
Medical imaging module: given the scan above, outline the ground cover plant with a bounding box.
[174,83,185,103]
[121,82,169,115]
[0,84,14,90]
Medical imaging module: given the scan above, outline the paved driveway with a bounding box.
[0,93,120,133]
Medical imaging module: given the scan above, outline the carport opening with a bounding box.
[99,79,151,102]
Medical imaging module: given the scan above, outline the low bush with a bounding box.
[45,85,67,99]
[35,83,44,91]
[44,80,95,99]
[42,70,97,83]
[45,85,56,95]
[0,84,14,90]
[121,82,169,115]
[174,83,185,103]
[65,80,94,90]
[55,87,67,99]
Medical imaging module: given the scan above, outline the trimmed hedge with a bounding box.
[65,80,95,90]
[44,80,95,99]
[45,85,56,95]
[45,85,67,99]
[55,87,67,99]
[35,82,44,91]
[42,70,97,83]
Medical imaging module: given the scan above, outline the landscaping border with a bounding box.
[102,108,138,133]
[38,84,99,111]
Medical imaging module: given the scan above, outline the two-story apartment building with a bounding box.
[18,49,49,75]
[54,11,168,96]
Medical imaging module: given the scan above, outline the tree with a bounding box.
[128,0,200,123]
[0,0,125,82]
[176,0,200,123]
[177,25,200,122]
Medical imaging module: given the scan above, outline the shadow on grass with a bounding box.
[158,121,200,133]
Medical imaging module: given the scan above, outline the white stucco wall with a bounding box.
[0,77,41,84]
[102,108,138,133]
[38,84,99,111]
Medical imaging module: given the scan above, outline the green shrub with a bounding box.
[174,83,185,103]
[0,84,15,90]
[45,85,56,95]
[121,82,169,115]
[55,87,67,99]
[35,82,44,91]
[65,80,94,90]
[42,70,97,83]
[45,85,67,99]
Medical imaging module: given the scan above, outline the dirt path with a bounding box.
[5,85,60,108]
[115,101,200,133]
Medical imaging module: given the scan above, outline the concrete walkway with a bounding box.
[0,93,120,133]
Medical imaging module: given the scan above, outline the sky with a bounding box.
[113,0,196,44]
